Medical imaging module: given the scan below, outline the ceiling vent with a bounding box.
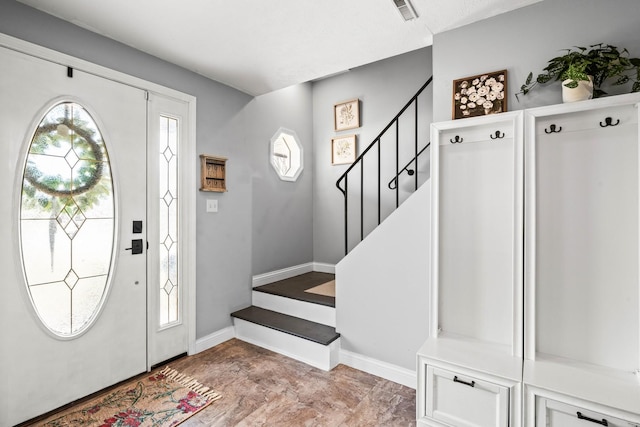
[393,0,418,21]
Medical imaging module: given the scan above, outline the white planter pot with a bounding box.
[562,77,593,103]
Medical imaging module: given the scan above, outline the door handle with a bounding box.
[125,239,144,254]
[453,376,475,388]
[577,412,608,426]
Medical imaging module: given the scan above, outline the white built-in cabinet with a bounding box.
[418,93,640,427]
[418,111,524,427]
[523,94,640,426]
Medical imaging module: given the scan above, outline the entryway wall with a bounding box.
[0,1,436,354]
[0,1,312,342]
[431,0,640,122]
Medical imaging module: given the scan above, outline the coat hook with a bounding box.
[490,130,505,140]
[544,124,562,134]
[599,117,620,127]
[450,135,463,144]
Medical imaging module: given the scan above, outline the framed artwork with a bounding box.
[331,135,357,165]
[334,99,360,131]
[452,70,507,119]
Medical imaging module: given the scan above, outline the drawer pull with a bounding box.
[577,412,608,426]
[453,375,475,388]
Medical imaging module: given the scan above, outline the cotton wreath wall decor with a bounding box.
[452,70,507,119]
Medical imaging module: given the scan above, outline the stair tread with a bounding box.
[231,306,340,346]
[254,272,335,307]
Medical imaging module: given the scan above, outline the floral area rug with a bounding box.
[35,367,221,427]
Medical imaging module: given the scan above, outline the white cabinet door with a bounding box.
[426,366,509,427]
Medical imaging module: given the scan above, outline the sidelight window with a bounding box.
[158,115,179,326]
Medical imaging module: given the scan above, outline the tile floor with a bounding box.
[174,339,416,426]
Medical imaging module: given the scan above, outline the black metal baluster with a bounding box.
[344,175,348,255]
[377,140,381,226]
[415,98,419,191]
[396,120,400,208]
[360,158,364,242]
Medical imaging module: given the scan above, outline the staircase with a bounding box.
[231,79,433,375]
[231,272,340,371]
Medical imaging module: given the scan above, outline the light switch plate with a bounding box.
[206,199,218,213]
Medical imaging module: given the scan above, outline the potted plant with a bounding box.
[517,43,640,102]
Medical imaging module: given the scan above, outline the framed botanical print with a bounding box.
[334,99,360,131]
[331,135,357,165]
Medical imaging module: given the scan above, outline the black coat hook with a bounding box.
[544,124,562,134]
[599,117,620,127]
[450,135,463,144]
[490,130,505,140]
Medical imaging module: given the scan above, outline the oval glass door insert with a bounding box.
[20,102,115,337]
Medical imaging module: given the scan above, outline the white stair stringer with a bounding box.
[233,317,340,371]
[336,179,431,374]
[252,290,336,327]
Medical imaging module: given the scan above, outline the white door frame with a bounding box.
[147,92,194,367]
[0,32,198,356]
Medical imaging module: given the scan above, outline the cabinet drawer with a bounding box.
[426,366,509,427]
[537,397,640,427]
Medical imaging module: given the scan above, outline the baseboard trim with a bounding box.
[339,349,416,389]
[193,326,235,353]
[252,262,337,288]
[252,263,314,288]
[194,327,415,388]
[313,262,336,274]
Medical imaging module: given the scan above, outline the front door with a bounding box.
[0,46,147,425]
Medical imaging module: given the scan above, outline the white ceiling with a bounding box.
[18,0,542,96]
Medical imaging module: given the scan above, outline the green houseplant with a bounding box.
[517,43,640,100]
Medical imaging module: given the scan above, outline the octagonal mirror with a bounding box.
[270,127,303,181]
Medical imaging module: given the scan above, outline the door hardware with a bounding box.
[125,239,144,254]
[453,376,475,388]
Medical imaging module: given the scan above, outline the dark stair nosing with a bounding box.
[253,272,335,308]
[253,286,335,307]
[231,306,340,346]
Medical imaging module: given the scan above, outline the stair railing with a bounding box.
[336,77,433,255]
[387,142,430,190]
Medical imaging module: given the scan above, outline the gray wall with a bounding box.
[312,48,433,265]
[0,0,315,339]
[432,0,640,122]
[247,84,314,275]
[336,182,430,374]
